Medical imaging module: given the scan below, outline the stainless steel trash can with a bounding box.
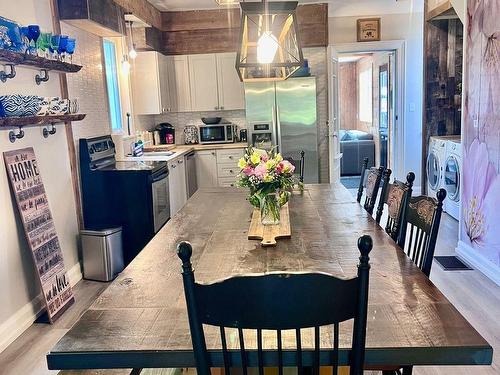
[81,227,124,282]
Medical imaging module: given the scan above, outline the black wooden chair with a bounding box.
[177,235,374,375]
[375,170,415,241]
[398,188,447,277]
[356,160,384,215]
[285,150,305,183]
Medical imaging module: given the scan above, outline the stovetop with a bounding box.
[98,160,168,172]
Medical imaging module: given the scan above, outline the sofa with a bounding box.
[339,130,375,176]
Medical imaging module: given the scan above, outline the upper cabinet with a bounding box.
[216,53,245,111]
[170,56,192,112]
[132,51,175,115]
[132,52,244,114]
[188,54,219,111]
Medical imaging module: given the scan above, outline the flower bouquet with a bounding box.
[237,146,301,225]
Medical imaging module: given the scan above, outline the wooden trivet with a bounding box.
[248,203,291,246]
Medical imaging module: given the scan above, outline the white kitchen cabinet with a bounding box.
[169,157,188,216]
[216,53,245,110]
[216,149,244,187]
[132,51,173,115]
[188,54,219,111]
[171,55,192,112]
[195,150,218,188]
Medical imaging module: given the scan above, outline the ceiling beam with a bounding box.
[113,0,163,30]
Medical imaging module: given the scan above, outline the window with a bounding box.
[103,39,123,131]
[358,66,373,123]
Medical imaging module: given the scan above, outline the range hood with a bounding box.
[57,0,126,37]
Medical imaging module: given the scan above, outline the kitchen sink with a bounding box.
[143,151,176,156]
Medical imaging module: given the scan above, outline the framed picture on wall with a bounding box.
[357,18,381,42]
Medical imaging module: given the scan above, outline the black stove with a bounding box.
[79,136,170,265]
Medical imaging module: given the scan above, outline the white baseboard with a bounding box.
[456,241,500,286]
[0,261,83,354]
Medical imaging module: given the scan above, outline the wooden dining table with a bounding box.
[47,185,492,372]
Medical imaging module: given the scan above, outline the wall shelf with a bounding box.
[0,114,86,128]
[0,49,82,73]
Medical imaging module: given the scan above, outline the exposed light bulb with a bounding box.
[257,31,279,64]
[129,47,137,59]
[121,58,131,75]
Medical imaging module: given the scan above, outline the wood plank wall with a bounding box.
[114,0,163,29]
[157,3,328,55]
[339,62,358,131]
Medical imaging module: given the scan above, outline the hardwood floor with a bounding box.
[0,213,497,375]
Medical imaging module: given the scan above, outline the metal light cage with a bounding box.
[236,1,303,82]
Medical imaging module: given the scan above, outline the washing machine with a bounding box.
[444,138,462,220]
[426,136,448,198]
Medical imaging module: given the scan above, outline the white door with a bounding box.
[171,55,192,112]
[327,46,342,184]
[132,51,161,114]
[216,52,245,110]
[195,150,218,188]
[188,54,219,111]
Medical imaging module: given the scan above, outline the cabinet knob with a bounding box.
[214,106,218,110]
[178,159,183,164]
[171,164,176,168]
[220,106,224,110]
[228,155,233,159]
[229,169,233,173]
[211,152,215,156]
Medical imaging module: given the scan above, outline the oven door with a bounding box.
[152,171,170,232]
[199,125,226,143]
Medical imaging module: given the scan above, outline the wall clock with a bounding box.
[357,18,381,42]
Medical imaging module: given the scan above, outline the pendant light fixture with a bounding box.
[236,1,303,82]
[125,20,137,59]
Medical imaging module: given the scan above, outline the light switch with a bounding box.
[409,103,415,112]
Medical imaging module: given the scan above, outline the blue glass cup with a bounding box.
[50,34,61,60]
[27,25,40,55]
[19,26,30,53]
[66,38,76,63]
[58,35,68,61]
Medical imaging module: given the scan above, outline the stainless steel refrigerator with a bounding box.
[244,77,319,183]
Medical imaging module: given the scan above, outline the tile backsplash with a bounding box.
[152,109,247,144]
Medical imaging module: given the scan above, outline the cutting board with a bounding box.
[248,203,291,246]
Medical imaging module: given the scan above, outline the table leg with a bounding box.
[130,369,142,375]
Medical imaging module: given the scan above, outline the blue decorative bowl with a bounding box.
[0,95,42,117]
[0,16,25,52]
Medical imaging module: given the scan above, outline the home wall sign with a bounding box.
[357,18,381,42]
[3,148,74,323]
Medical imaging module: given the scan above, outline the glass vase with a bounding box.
[260,193,281,225]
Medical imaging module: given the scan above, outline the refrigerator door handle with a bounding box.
[275,105,281,152]
[271,105,278,149]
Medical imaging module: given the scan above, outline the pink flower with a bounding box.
[254,164,267,180]
[462,139,500,266]
[260,154,269,162]
[281,160,295,174]
[275,162,284,174]
[243,166,254,176]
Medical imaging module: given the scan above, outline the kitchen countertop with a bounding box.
[127,142,248,162]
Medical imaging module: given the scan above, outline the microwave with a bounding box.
[199,124,235,144]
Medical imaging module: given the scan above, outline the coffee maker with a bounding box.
[155,123,175,145]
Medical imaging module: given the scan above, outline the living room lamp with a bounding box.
[235,1,303,82]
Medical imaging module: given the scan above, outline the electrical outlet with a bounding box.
[409,103,415,112]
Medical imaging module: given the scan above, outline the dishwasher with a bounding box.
[185,151,198,198]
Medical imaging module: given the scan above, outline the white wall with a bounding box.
[0,0,80,352]
[329,10,425,188]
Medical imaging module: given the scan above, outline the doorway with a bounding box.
[328,41,405,186]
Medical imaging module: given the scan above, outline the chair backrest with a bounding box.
[284,150,305,183]
[397,189,446,276]
[356,157,369,203]
[375,170,415,241]
[356,158,384,215]
[177,236,373,375]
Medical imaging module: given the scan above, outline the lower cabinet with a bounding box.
[169,157,188,216]
[195,148,245,188]
[195,150,218,188]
